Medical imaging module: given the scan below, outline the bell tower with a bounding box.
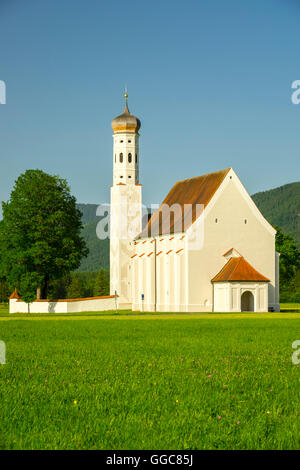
[110,92,142,307]
[112,91,140,185]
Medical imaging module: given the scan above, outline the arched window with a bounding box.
[119,153,123,163]
[128,153,132,163]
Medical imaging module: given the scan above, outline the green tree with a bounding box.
[0,277,9,303]
[47,273,72,299]
[290,269,300,302]
[0,170,88,299]
[66,274,84,299]
[79,271,98,297]
[275,226,300,289]
[46,271,99,300]
[94,269,109,297]
[19,273,40,313]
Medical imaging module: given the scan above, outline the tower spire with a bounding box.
[124,87,129,112]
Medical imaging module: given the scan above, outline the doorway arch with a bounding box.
[241,291,254,312]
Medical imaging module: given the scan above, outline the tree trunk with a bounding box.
[36,286,41,299]
[37,275,49,300]
[42,274,49,299]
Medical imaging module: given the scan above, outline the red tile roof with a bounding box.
[137,168,231,238]
[18,295,117,303]
[9,288,21,300]
[222,247,242,257]
[212,257,270,282]
[223,247,234,256]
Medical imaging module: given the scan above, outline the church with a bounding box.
[9,93,280,314]
[110,93,280,313]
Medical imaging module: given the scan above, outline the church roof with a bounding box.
[137,168,231,238]
[211,257,270,282]
[9,288,21,299]
[111,93,141,133]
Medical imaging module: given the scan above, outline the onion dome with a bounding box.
[111,92,141,133]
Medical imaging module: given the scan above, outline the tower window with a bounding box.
[215,218,218,223]
[120,176,123,178]
[119,153,123,163]
[128,140,131,143]
[120,140,123,143]
[244,219,247,224]
[128,175,131,178]
[128,153,132,163]
[135,154,137,163]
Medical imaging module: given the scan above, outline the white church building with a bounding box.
[10,93,280,314]
[110,93,280,313]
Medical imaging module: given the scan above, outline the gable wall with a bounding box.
[187,171,277,311]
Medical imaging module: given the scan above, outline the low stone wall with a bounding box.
[9,295,118,314]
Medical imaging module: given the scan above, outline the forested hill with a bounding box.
[252,182,300,250]
[76,204,109,272]
[77,182,300,271]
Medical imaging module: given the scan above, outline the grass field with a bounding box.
[0,311,300,450]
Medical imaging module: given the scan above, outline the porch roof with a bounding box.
[212,257,270,283]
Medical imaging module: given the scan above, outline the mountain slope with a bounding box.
[77,204,109,272]
[252,182,300,250]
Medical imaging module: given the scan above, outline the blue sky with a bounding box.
[0,0,299,211]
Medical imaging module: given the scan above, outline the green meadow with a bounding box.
[0,309,300,450]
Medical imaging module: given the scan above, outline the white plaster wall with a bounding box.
[110,183,142,305]
[131,234,186,311]
[213,282,268,312]
[113,132,139,185]
[213,283,230,312]
[9,296,118,314]
[275,251,280,311]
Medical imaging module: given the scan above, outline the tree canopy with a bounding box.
[275,226,300,288]
[94,269,109,297]
[0,169,88,299]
